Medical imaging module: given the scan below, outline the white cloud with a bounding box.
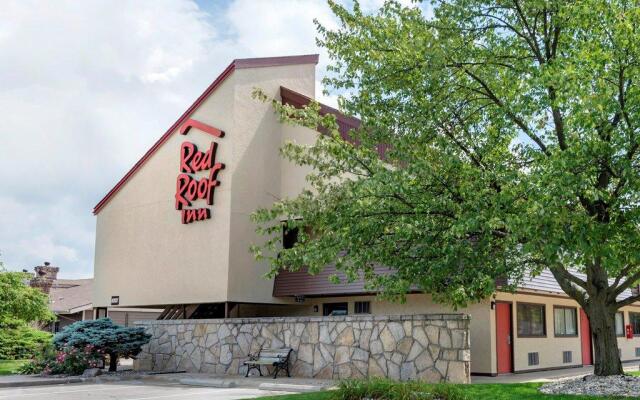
[0,0,425,278]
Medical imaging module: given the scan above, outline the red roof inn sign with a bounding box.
[175,119,225,224]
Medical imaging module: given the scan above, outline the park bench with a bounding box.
[244,347,293,379]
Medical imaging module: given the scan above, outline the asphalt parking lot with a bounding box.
[0,381,289,400]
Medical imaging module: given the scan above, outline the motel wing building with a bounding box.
[93,54,640,376]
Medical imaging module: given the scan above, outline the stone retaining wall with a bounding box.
[134,314,470,383]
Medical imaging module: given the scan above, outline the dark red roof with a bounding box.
[273,264,393,297]
[93,54,319,215]
[280,87,388,158]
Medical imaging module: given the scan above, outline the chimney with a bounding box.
[30,261,59,294]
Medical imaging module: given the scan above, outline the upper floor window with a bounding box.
[283,225,299,249]
[554,306,577,337]
[517,303,546,337]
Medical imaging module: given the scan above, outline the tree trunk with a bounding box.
[585,301,623,376]
[108,352,118,372]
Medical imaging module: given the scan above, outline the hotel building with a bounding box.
[93,54,640,376]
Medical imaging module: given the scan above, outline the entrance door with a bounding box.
[496,302,513,374]
[580,309,593,365]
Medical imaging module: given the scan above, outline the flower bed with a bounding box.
[540,375,640,397]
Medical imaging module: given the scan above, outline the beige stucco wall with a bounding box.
[94,62,317,308]
[617,308,640,361]
[226,65,316,304]
[495,291,640,373]
[495,292,583,372]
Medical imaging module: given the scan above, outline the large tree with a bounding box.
[0,263,53,325]
[0,262,54,359]
[252,0,640,376]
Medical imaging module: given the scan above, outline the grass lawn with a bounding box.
[257,382,639,400]
[0,360,26,375]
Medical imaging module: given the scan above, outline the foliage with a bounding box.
[0,359,28,376]
[256,381,630,400]
[0,264,54,324]
[0,318,51,360]
[18,343,103,375]
[251,0,640,375]
[53,318,151,371]
[0,262,53,362]
[335,379,468,400]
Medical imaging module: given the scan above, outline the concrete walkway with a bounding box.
[0,381,291,400]
[0,372,335,392]
[3,363,638,388]
[472,363,640,383]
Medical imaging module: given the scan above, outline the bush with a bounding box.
[0,319,51,360]
[53,318,151,371]
[334,379,468,400]
[18,343,103,376]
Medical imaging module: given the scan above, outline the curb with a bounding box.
[0,377,85,388]
[179,378,236,388]
[258,382,326,393]
[0,373,150,388]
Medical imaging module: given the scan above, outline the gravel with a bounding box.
[539,374,640,397]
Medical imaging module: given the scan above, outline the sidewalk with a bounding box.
[472,363,640,384]
[0,372,335,392]
[148,373,336,392]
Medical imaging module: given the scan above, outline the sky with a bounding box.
[0,0,424,278]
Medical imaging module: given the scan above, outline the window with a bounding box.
[630,312,640,335]
[615,312,625,337]
[528,352,539,366]
[354,301,371,314]
[562,351,572,364]
[95,307,107,319]
[323,302,348,316]
[517,303,546,337]
[554,307,577,337]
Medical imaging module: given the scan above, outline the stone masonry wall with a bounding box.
[134,314,470,383]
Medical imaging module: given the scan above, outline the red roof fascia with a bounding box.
[93,55,319,215]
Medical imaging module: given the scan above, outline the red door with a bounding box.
[496,302,513,374]
[580,309,593,365]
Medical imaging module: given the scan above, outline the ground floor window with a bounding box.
[615,312,625,337]
[354,301,371,314]
[323,302,348,316]
[95,307,107,319]
[517,303,546,337]
[554,306,577,337]
[630,312,640,335]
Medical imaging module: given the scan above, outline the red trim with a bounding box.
[180,119,224,138]
[93,54,318,215]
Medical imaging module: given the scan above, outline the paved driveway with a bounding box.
[0,381,289,400]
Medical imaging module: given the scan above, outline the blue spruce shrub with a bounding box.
[53,318,151,371]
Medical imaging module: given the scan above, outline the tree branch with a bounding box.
[548,265,588,307]
[616,291,640,308]
[456,66,549,154]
